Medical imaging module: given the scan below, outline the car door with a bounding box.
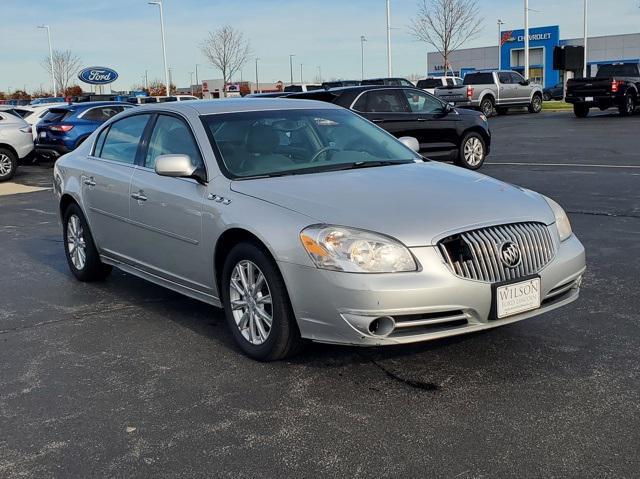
[352,89,414,139]
[83,113,152,259]
[399,89,460,157]
[510,72,529,103]
[497,72,516,104]
[127,113,210,291]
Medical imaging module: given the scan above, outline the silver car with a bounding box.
[53,99,586,361]
[0,111,34,181]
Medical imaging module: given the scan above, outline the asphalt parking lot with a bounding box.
[1,110,639,478]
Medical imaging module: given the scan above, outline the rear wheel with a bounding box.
[619,93,635,117]
[528,94,543,113]
[480,97,494,117]
[63,203,112,282]
[0,148,18,182]
[573,104,590,118]
[455,132,486,170]
[222,242,304,361]
[543,92,552,102]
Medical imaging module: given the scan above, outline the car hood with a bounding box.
[230,162,554,247]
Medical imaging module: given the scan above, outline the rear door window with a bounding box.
[356,90,408,113]
[98,114,150,164]
[498,72,512,84]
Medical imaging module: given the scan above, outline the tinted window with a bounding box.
[463,73,494,85]
[99,114,150,164]
[400,79,414,87]
[144,115,203,170]
[402,90,443,113]
[498,72,511,84]
[417,79,442,89]
[355,90,408,113]
[510,72,525,84]
[445,78,454,87]
[42,108,74,123]
[596,63,640,78]
[83,106,127,122]
[284,85,303,92]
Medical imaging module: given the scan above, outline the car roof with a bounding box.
[52,101,131,111]
[132,98,343,115]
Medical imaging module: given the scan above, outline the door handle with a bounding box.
[83,176,96,187]
[131,191,148,202]
[372,119,384,123]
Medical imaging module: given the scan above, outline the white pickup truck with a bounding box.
[435,70,544,117]
[416,76,463,94]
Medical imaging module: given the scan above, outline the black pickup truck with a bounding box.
[566,63,640,117]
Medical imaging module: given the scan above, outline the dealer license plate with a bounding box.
[585,96,594,102]
[496,278,541,319]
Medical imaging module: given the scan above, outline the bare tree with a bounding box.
[41,49,82,94]
[409,0,483,74]
[200,25,251,97]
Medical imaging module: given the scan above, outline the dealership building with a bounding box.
[427,25,640,87]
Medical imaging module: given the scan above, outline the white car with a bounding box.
[417,76,463,94]
[0,112,34,181]
[22,103,61,140]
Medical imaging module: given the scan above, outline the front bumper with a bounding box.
[279,232,585,346]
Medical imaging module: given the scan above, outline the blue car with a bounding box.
[35,102,134,160]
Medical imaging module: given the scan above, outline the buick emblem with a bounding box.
[499,241,521,268]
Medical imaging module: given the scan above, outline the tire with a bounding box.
[619,93,635,117]
[480,97,494,117]
[221,242,304,361]
[573,104,590,118]
[543,92,552,102]
[455,132,486,170]
[495,106,508,116]
[63,203,112,282]
[528,93,543,113]
[0,148,18,182]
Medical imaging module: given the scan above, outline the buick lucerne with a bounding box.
[53,99,586,360]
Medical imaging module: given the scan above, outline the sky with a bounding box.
[1,0,639,93]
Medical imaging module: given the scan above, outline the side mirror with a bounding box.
[443,103,454,114]
[155,154,206,184]
[398,136,420,153]
[520,80,530,86]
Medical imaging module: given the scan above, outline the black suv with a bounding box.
[289,86,491,169]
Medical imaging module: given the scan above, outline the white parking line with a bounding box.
[486,162,640,169]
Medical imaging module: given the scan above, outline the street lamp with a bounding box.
[360,35,367,80]
[524,0,529,80]
[386,0,392,77]
[37,25,56,96]
[583,0,588,78]
[317,66,322,83]
[189,71,194,94]
[497,20,505,70]
[148,1,170,96]
[255,57,260,94]
[289,54,296,85]
[300,63,303,84]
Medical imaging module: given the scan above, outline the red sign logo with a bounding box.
[501,31,515,46]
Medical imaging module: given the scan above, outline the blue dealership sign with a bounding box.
[78,66,119,85]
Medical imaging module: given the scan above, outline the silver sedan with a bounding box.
[53,99,586,361]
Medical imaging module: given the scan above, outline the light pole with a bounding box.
[300,63,304,84]
[317,66,322,83]
[189,71,194,94]
[524,0,529,80]
[386,0,392,77]
[289,54,295,85]
[497,20,505,70]
[583,0,588,77]
[148,1,170,96]
[38,25,57,96]
[360,35,367,80]
[144,70,149,90]
[255,57,260,94]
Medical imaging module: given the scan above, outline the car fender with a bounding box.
[477,89,496,105]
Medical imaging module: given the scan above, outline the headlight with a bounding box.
[300,225,417,273]
[544,196,572,241]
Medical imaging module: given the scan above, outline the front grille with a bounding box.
[438,222,555,283]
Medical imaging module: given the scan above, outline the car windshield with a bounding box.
[201,108,421,178]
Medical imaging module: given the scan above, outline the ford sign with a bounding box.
[78,66,118,85]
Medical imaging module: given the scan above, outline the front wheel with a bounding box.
[455,132,486,170]
[222,242,304,361]
[543,92,552,102]
[573,104,590,118]
[63,203,112,282]
[0,148,18,182]
[619,93,635,117]
[528,94,543,113]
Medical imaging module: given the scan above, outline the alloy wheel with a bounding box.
[229,260,273,345]
[463,137,484,167]
[0,154,12,176]
[627,96,634,114]
[533,96,542,112]
[66,214,87,270]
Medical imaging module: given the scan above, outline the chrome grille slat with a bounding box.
[438,222,556,283]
